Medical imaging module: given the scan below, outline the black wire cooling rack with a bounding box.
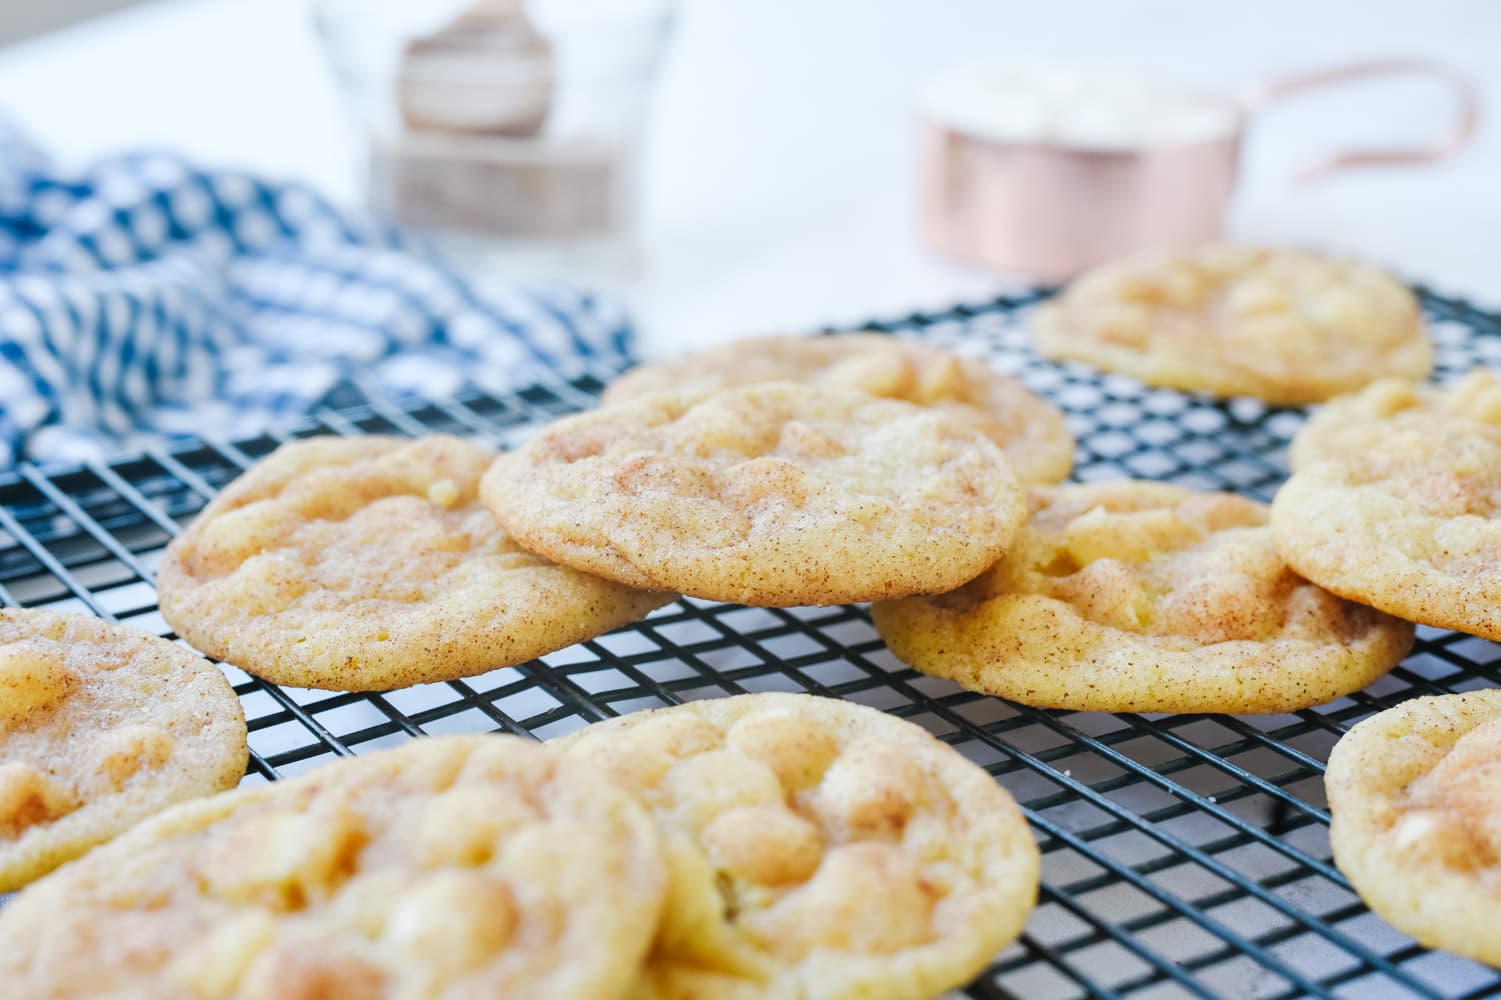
[3,288,1501,999]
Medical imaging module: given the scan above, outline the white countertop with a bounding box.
[1,0,1498,357]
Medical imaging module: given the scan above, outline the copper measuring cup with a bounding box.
[920,59,1481,281]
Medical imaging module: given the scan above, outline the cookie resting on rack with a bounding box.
[0,735,668,1000]
[1290,369,1501,470]
[156,435,672,692]
[1031,245,1431,405]
[551,692,1039,1000]
[482,382,1026,607]
[0,608,246,891]
[1326,690,1501,967]
[873,482,1414,714]
[1272,421,1501,641]
[602,333,1074,484]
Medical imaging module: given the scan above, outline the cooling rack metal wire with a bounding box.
[2,288,1500,999]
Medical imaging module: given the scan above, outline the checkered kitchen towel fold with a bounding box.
[0,118,632,467]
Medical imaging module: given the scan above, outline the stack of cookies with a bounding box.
[4,332,1071,998]
[145,282,1429,717]
[0,692,1041,999]
[132,245,1485,979]
[1036,245,1501,968]
[1268,372,1501,968]
[6,240,1499,989]
[152,332,1079,691]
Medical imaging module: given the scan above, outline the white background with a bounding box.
[0,0,1497,356]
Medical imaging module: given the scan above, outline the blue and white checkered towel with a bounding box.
[0,119,632,467]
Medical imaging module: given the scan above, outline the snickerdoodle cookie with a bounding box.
[604,334,1074,483]
[552,693,1039,1000]
[1291,369,1501,470]
[1273,422,1501,641]
[1326,690,1501,966]
[0,735,667,1000]
[0,608,246,891]
[482,383,1026,607]
[1032,246,1430,404]
[157,435,671,691]
[874,482,1413,713]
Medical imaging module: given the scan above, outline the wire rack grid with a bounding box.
[2,288,1500,999]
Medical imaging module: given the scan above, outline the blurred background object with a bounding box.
[918,60,1477,281]
[315,0,673,277]
[0,0,140,46]
[0,117,634,467]
[0,0,1495,356]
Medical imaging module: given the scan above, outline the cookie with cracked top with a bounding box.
[1273,421,1501,641]
[157,435,672,691]
[876,482,1413,713]
[552,692,1039,1000]
[1326,690,1501,968]
[0,734,668,1000]
[482,383,1025,608]
[0,608,246,891]
[1032,245,1430,404]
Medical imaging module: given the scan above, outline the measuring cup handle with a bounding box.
[1240,58,1481,181]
